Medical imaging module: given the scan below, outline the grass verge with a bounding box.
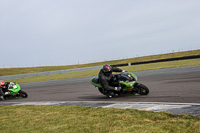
[0,105,199,133]
[6,58,200,83]
[1,49,200,76]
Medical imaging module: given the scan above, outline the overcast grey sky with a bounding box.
[0,0,200,68]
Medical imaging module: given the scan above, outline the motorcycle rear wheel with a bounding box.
[98,88,119,98]
[98,88,105,94]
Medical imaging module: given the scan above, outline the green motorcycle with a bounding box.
[3,82,28,100]
[90,72,149,97]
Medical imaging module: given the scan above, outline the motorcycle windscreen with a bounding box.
[119,73,135,82]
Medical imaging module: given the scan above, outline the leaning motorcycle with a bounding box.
[3,82,28,100]
[90,72,149,98]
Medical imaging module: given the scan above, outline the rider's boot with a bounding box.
[5,92,10,95]
[0,95,5,100]
[107,91,115,98]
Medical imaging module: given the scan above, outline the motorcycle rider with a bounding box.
[0,80,11,100]
[0,80,5,100]
[98,64,126,96]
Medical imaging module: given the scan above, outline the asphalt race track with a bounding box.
[1,65,200,103]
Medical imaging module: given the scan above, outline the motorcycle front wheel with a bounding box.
[137,84,149,95]
[18,90,28,98]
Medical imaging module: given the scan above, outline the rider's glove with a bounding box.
[114,87,121,91]
[122,70,126,72]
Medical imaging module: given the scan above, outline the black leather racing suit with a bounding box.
[0,82,10,96]
[0,87,4,96]
[98,67,122,92]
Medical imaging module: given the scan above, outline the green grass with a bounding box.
[1,49,200,76]
[1,50,200,133]
[6,58,200,83]
[0,105,199,133]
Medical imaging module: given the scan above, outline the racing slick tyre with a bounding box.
[19,90,28,98]
[137,84,149,95]
[98,88,119,98]
[98,88,105,95]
